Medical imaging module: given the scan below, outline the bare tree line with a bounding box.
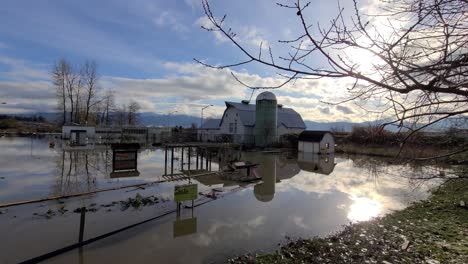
[53,59,141,127]
[199,0,468,154]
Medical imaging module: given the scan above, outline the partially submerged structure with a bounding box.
[198,92,306,146]
[62,125,95,146]
[63,125,172,145]
[298,130,335,154]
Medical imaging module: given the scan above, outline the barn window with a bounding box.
[326,143,329,149]
[229,123,234,133]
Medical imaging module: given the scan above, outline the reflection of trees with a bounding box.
[345,154,455,189]
[53,147,113,196]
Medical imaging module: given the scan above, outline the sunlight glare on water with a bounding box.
[347,196,382,222]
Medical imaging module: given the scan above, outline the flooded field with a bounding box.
[0,136,445,264]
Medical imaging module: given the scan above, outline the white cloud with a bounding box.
[0,56,50,81]
[195,16,269,48]
[0,52,384,122]
[154,11,189,33]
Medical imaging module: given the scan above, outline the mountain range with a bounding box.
[9,112,460,132]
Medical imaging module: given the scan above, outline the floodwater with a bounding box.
[0,136,444,264]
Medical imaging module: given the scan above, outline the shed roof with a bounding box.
[200,119,221,130]
[298,130,332,142]
[223,101,306,129]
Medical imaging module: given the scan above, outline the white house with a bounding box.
[298,130,335,154]
[199,100,306,144]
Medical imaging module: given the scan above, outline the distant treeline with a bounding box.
[0,114,46,122]
[341,124,467,147]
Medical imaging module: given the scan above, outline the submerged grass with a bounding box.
[229,179,468,264]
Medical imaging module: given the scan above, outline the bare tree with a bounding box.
[81,61,99,123]
[64,63,79,124]
[102,89,115,126]
[199,0,468,154]
[128,100,141,126]
[52,59,70,125]
[74,76,82,124]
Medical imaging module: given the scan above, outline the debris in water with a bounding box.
[120,193,160,210]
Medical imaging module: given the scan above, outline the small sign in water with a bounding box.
[174,184,198,202]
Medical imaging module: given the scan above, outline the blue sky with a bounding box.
[0,0,380,122]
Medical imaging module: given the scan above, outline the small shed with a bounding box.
[62,125,95,145]
[298,130,335,154]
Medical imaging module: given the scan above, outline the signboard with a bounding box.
[173,217,197,238]
[112,150,138,171]
[174,184,198,202]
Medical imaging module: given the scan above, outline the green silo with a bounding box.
[255,91,277,147]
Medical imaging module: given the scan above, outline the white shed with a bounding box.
[298,130,335,154]
[62,125,95,145]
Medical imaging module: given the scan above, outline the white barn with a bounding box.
[298,130,335,154]
[199,101,306,144]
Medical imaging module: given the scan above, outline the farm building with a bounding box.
[298,130,335,154]
[198,119,221,142]
[198,92,306,146]
[62,125,95,145]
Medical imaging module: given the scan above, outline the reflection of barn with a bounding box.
[297,152,336,175]
[298,131,335,154]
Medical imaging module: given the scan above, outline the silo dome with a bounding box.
[255,91,278,147]
[256,91,277,101]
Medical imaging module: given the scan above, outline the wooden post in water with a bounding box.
[164,146,168,175]
[171,147,174,176]
[218,155,222,171]
[200,149,204,170]
[78,207,86,243]
[188,147,191,172]
[209,152,212,171]
[196,147,199,170]
[181,147,184,171]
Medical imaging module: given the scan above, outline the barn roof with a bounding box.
[200,119,221,130]
[298,130,332,142]
[223,101,306,129]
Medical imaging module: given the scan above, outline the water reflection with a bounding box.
[174,207,197,238]
[297,152,335,175]
[252,153,336,202]
[347,196,382,222]
[0,137,447,264]
[253,155,276,202]
[53,147,112,196]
